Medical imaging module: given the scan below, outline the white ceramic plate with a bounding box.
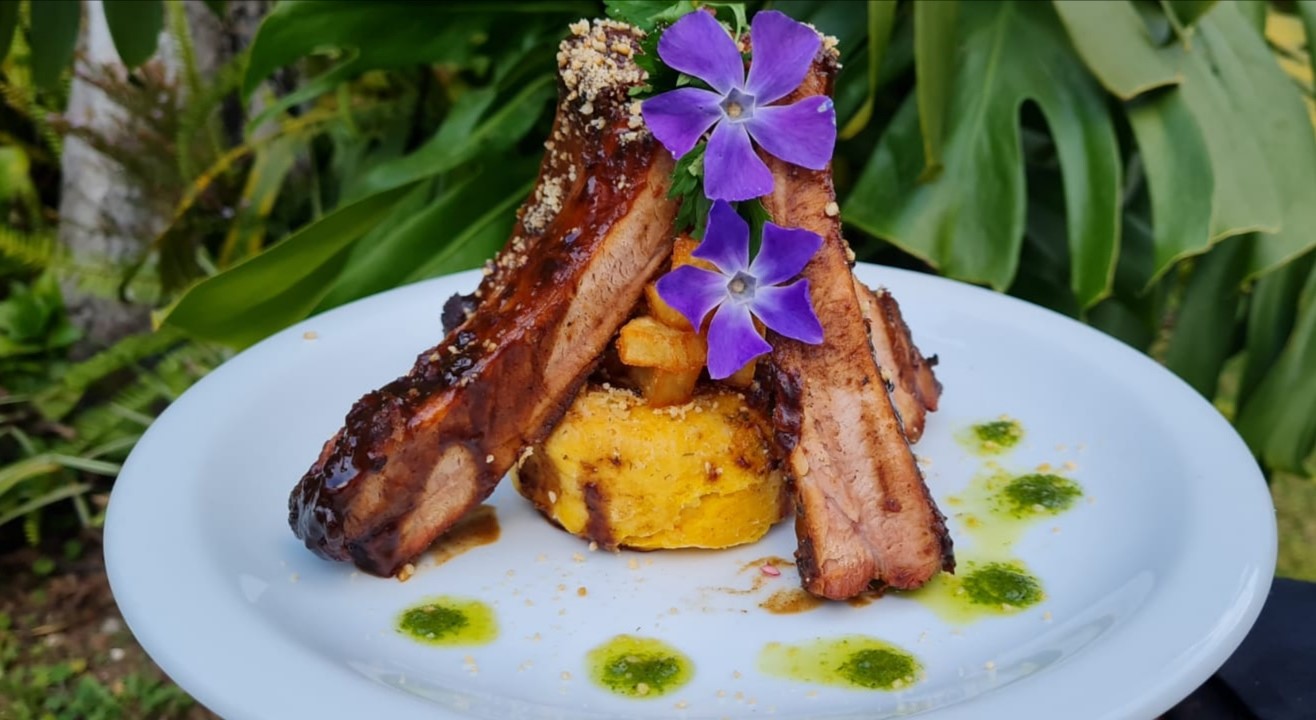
[105,264,1276,720]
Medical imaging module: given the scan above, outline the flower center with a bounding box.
[720,88,756,123]
[727,271,757,301]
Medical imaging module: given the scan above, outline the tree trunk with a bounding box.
[57,0,152,354]
[57,0,268,355]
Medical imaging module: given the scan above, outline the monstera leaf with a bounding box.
[1239,263,1316,475]
[1057,1,1316,280]
[846,0,1121,308]
[1197,4,1316,278]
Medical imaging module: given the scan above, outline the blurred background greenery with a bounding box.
[0,0,1313,716]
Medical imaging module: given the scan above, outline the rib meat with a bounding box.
[854,281,941,443]
[762,51,953,599]
[289,20,677,577]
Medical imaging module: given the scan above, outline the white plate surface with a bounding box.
[105,264,1276,720]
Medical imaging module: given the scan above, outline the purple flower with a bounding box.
[641,10,837,202]
[656,201,824,379]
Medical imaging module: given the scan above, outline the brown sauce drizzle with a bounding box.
[714,556,795,595]
[431,504,501,566]
[760,588,825,614]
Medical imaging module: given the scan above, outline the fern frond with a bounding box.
[66,342,217,450]
[165,0,204,101]
[22,511,39,545]
[0,226,58,268]
[57,257,164,304]
[34,327,186,420]
[175,51,247,182]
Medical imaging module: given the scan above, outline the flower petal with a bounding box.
[751,280,823,344]
[641,88,724,159]
[704,121,773,202]
[692,200,750,274]
[658,10,745,94]
[707,302,772,380]
[745,10,821,104]
[745,96,836,170]
[749,221,823,286]
[655,265,728,330]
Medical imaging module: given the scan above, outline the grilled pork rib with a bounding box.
[855,281,942,443]
[289,20,676,577]
[764,52,953,599]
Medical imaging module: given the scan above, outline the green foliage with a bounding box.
[2,0,1314,503]
[837,0,896,140]
[0,646,196,720]
[1123,90,1212,284]
[604,0,697,32]
[103,0,163,68]
[1302,2,1316,83]
[161,0,585,344]
[27,0,79,90]
[1239,263,1316,475]
[164,183,416,346]
[0,273,79,372]
[1165,0,1221,30]
[1052,1,1180,100]
[0,1,18,64]
[0,336,220,536]
[669,143,709,237]
[849,1,1122,308]
[353,76,555,197]
[241,0,593,130]
[911,0,956,178]
[154,0,1316,475]
[2,0,168,88]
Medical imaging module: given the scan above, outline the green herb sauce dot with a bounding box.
[396,596,497,646]
[758,635,921,691]
[1001,473,1082,515]
[962,563,1044,608]
[973,418,1021,447]
[587,635,692,698]
[838,647,920,690]
[969,419,1024,454]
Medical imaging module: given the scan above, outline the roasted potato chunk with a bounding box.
[644,282,693,331]
[513,385,788,550]
[671,235,715,272]
[629,366,701,407]
[617,316,706,370]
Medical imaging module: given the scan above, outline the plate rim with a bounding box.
[104,264,1277,720]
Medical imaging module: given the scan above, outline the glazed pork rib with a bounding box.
[855,281,942,443]
[289,20,676,577]
[764,51,953,599]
